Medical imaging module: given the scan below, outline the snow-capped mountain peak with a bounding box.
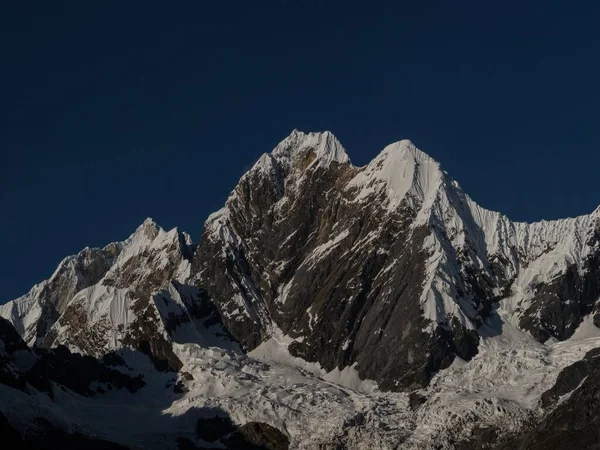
[194,131,600,393]
[117,218,194,272]
[271,129,351,168]
[347,138,445,211]
[3,131,600,449]
[138,216,161,234]
[0,218,217,365]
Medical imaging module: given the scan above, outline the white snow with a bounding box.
[3,311,599,450]
[271,129,351,168]
[347,139,443,211]
[3,131,600,449]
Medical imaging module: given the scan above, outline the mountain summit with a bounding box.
[1,130,600,449]
[272,129,351,166]
[193,130,600,390]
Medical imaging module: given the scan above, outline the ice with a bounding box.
[3,131,600,449]
[347,139,443,211]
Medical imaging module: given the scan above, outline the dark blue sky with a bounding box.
[2,1,600,302]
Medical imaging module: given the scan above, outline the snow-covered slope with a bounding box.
[194,129,600,391]
[2,304,600,449]
[1,218,234,372]
[0,243,122,346]
[2,129,600,449]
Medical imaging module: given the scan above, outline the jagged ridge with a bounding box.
[2,129,600,449]
[193,129,600,390]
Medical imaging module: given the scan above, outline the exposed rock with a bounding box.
[541,346,600,408]
[495,372,600,449]
[223,422,290,450]
[194,133,484,390]
[0,317,144,397]
[455,425,500,450]
[0,317,31,390]
[494,345,600,450]
[409,392,427,411]
[28,345,145,396]
[194,416,289,450]
[3,130,600,447]
[1,218,234,375]
[192,131,600,392]
[0,244,122,346]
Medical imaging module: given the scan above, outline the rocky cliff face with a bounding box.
[494,347,600,450]
[192,130,600,390]
[5,131,600,391]
[2,129,600,448]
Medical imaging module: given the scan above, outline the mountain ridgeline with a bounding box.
[192,130,600,390]
[3,130,600,393]
[3,130,600,449]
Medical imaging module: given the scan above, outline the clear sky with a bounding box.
[2,1,600,302]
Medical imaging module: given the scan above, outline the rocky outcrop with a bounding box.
[0,317,33,390]
[495,347,600,449]
[519,217,600,342]
[224,422,290,450]
[0,316,144,397]
[193,415,289,450]
[541,346,600,408]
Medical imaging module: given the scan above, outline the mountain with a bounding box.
[193,129,600,390]
[0,218,234,372]
[1,130,600,449]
